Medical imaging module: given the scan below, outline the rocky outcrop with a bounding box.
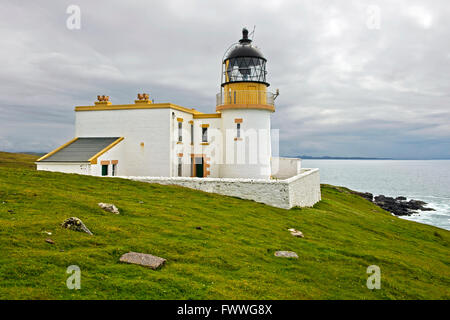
[373,195,435,216]
[61,217,93,235]
[348,189,435,216]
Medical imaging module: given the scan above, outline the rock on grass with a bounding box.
[274,251,299,258]
[119,252,166,270]
[288,228,304,238]
[61,217,93,235]
[98,203,120,214]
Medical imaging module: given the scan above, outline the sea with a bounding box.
[302,159,450,231]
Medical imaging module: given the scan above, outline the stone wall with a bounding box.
[119,168,320,209]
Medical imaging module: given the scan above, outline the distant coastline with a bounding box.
[294,155,450,160]
[295,155,393,160]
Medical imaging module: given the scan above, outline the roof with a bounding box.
[37,137,123,164]
[224,28,266,61]
[225,44,265,61]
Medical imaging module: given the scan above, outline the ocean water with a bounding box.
[302,160,450,230]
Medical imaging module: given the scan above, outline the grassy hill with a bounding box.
[0,151,38,169]
[0,151,448,299]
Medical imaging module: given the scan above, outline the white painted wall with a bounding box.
[288,169,321,207]
[192,118,222,178]
[36,162,90,175]
[271,157,302,179]
[76,108,172,176]
[220,109,272,179]
[92,139,126,176]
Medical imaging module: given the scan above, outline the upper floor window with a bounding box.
[178,121,182,142]
[237,123,241,138]
[190,123,194,144]
[202,127,208,142]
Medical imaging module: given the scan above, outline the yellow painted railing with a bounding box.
[216,90,275,107]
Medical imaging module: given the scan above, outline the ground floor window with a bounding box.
[112,164,117,176]
[177,157,182,177]
[102,164,108,176]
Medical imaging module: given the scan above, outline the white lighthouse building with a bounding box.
[36,29,321,209]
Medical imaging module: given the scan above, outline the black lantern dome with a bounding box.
[222,28,269,87]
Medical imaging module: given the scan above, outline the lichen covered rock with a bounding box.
[61,217,93,235]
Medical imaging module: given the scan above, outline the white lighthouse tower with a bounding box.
[217,28,276,179]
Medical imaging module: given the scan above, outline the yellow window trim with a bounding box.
[201,124,210,128]
[200,142,209,145]
[89,137,125,164]
[36,137,79,162]
[177,117,183,122]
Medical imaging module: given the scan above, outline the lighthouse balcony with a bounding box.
[216,90,275,112]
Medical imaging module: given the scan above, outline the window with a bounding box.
[177,157,182,177]
[178,122,182,142]
[237,123,241,138]
[202,127,208,142]
[112,164,117,176]
[101,164,108,176]
[190,123,194,144]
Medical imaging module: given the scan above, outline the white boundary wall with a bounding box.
[271,157,302,179]
[119,168,320,209]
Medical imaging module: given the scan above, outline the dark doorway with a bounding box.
[195,157,204,178]
[102,164,108,176]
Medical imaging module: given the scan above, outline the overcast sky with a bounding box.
[0,0,449,159]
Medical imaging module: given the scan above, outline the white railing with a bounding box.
[216,90,275,107]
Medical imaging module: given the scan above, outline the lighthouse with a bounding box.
[217,28,276,179]
[36,27,320,208]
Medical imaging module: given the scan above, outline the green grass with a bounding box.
[0,151,38,169]
[0,151,448,299]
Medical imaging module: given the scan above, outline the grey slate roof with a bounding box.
[40,137,121,162]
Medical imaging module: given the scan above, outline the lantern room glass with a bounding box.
[224,57,267,84]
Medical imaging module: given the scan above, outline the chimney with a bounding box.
[135,93,152,104]
[95,95,112,106]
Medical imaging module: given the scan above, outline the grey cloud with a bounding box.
[0,0,448,159]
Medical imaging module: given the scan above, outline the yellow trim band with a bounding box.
[75,103,202,115]
[36,137,79,162]
[193,113,221,119]
[216,104,275,112]
[88,137,124,165]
